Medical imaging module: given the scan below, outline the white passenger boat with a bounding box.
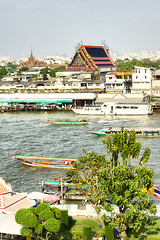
[72,102,153,115]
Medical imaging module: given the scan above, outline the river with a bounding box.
[0,110,160,203]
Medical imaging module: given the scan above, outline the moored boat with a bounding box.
[72,102,153,115]
[43,180,88,191]
[44,119,88,125]
[90,128,160,137]
[12,156,77,169]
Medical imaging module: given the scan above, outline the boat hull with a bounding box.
[90,129,160,137]
[72,102,153,115]
[45,119,88,124]
[12,156,77,169]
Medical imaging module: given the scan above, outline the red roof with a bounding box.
[68,44,116,70]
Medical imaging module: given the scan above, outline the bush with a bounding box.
[35,202,50,215]
[15,209,29,224]
[83,226,92,240]
[52,207,61,219]
[21,212,38,228]
[35,223,43,235]
[20,227,33,237]
[105,225,114,240]
[44,218,60,233]
[39,209,54,221]
[60,209,69,230]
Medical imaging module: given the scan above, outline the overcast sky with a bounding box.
[0,0,160,59]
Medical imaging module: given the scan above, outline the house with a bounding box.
[0,179,35,214]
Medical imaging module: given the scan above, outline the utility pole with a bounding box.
[61,178,63,209]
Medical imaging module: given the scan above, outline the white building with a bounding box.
[131,66,152,95]
[152,70,160,97]
[105,72,132,93]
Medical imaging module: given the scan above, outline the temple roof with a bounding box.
[68,44,116,71]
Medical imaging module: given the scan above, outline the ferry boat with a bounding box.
[72,102,153,115]
[90,128,160,137]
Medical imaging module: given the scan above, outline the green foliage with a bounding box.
[21,212,38,228]
[116,59,143,72]
[15,208,29,224]
[60,209,69,230]
[20,227,33,237]
[0,67,8,78]
[35,202,50,215]
[98,130,156,238]
[7,62,17,69]
[105,225,114,240]
[52,207,61,219]
[40,67,50,75]
[39,209,55,221]
[35,223,43,235]
[83,226,92,240]
[15,204,63,239]
[48,66,66,77]
[67,129,156,238]
[49,69,56,77]
[21,67,29,71]
[116,58,160,72]
[44,218,60,233]
[67,150,111,229]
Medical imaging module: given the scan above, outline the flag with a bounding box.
[153,185,160,199]
[148,185,160,199]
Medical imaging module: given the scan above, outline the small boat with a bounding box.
[90,128,160,137]
[72,102,153,115]
[44,119,88,125]
[43,180,88,191]
[43,180,77,190]
[12,156,77,169]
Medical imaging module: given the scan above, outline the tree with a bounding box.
[67,129,156,240]
[116,59,143,72]
[0,67,8,78]
[98,129,156,239]
[21,67,29,71]
[15,203,61,240]
[67,150,108,229]
[40,67,50,75]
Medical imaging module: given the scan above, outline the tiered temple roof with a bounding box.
[67,44,116,71]
[0,180,35,214]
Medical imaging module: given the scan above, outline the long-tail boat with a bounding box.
[12,156,77,169]
[43,180,88,191]
[90,128,160,137]
[44,119,88,125]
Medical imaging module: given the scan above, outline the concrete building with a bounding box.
[105,72,132,93]
[152,70,160,97]
[131,66,152,95]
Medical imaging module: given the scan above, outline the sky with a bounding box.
[0,0,160,60]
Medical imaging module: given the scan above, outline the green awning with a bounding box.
[0,99,73,105]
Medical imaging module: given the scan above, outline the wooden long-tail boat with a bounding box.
[44,119,88,125]
[90,128,160,137]
[12,156,77,169]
